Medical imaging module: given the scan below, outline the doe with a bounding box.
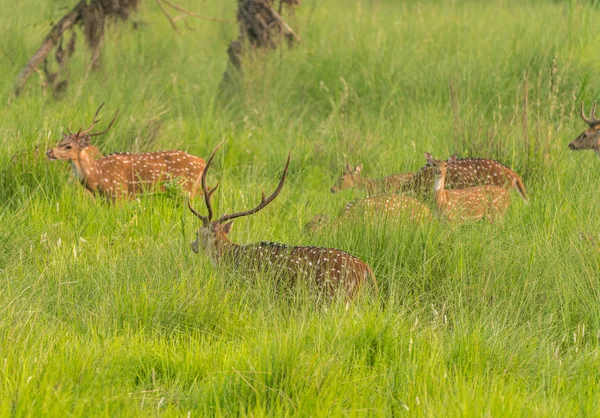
[189,143,378,300]
[46,104,206,200]
[403,152,528,203]
[305,194,431,232]
[431,157,511,222]
[330,164,414,194]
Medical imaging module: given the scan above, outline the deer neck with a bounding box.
[434,173,447,207]
[71,146,103,191]
[360,177,377,192]
[206,231,237,266]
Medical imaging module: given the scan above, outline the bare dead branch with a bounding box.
[14,0,85,96]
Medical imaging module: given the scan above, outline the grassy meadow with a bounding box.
[2,0,600,415]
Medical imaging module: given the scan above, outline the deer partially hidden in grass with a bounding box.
[403,153,528,203]
[305,194,431,232]
[188,143,378,300]
[430,156,511,222]
[46,104,206,200]
[569,102,600,157]
[330,164,414,194]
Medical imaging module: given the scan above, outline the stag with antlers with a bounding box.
[188,143,378,300]
[46,104,206,200]
[569,102,600,157]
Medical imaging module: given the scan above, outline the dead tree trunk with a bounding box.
[14,0,140,96]
[223,0,300,86]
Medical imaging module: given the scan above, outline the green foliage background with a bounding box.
[1,0,599,415]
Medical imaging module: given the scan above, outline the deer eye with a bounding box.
[65,145,72,150]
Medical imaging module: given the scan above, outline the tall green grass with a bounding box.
[1,0,600,415]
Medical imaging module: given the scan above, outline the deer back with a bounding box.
[405,158,525,201]
[215,240,376,299]
[438,185,511,222]
[92,150,205,198]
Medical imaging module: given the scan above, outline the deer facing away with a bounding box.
[569,102,600,157]
[403,153,528,203]
[431,157,511,222]
[330,164,414,194]
[305,194,431,232]
[46,105,206,200]
[188,143,377,300]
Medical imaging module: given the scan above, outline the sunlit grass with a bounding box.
[1,0,600,416]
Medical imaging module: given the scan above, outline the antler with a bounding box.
[580,101,600,126]
[79,103,105,136]
[217,152,291,224]
[187,143,291,226]
[188,141,224,225]
[74,104,120,137]
[89,109,120,137]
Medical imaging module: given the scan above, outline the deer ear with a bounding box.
[222,221,234,234]
[425,152,434,164]
[448,154,458,163]
[344,163,353,173]
[78,135,91,147]
[355,164,363,173]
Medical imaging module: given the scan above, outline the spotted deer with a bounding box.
[188,143,378,300]
[305,194,431,232]
[403,153,528,203]
[46,105,206,200]
[431,157,511,222]
[569,101,600,157]
[330,164,414,194]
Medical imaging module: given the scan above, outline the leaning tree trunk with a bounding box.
[14,0,140,96]
[223,0,300,86]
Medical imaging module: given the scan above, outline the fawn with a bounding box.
[330,164,414,194]
[569,101,600,157]
[305,194,431,232]
[430,157,511,222]
[188,143,378,300]
[403,153,528,203]
[46,104,206,200]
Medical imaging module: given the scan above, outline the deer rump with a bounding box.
[221,241,374,299]
[404,158,527,201]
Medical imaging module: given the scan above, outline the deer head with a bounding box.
[425,152,457,166]
[569,101,600,155]
[46,104,119,161]
[188,142,291,257]
[330,164,363,193]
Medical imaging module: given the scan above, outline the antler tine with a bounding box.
[591,101,598,122]
[79,103,105,136]
[581,101,594,125]
[89,109,120,137]
[218,151,291,224]
[187,198,208,225]
[202,141,225,223]
[67,122,73,135]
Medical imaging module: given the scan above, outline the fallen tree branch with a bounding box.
[14,0,85,96]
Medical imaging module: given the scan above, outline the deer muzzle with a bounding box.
[191,239,199,253]
[46,149,56,159]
